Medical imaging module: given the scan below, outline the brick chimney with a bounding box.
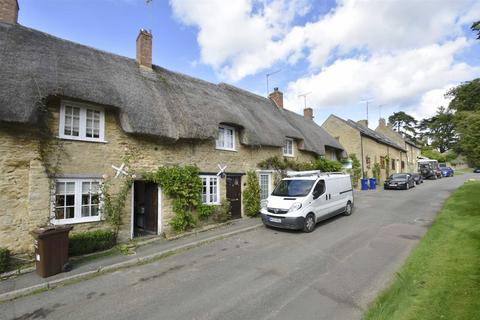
[269,87,283,109]
[304,107,313,120]
[0,0,19,24]
[379,118,386,127]
[357,119,368,127]
[136,29,152,69]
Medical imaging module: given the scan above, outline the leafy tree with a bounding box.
[347,154,362,188]
[445,78,480,166]
[388,111,418,140]
[472,21,480,40]
[242,171,261,217]
[418,107,457,153]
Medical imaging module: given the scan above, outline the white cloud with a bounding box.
[410,85,455,120]
[285,38,479,111]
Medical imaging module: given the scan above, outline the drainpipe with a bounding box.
[360,134,365,178]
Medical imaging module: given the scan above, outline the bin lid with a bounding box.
[30,225,73,238]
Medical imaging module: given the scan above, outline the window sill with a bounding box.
[202,202,220,206]
[57,136,108,144]
[51,216,103,225]
[283,154,295,158]
[216,147,237,152]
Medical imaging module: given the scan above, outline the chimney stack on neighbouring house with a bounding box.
[136,29,152,69]
[269,87,283,109]
[0,0,19,24]
[379,118,386,127]
[304,107,313,120]
[357,119,368,127]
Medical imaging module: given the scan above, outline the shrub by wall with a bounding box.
[0,247,10,273]
[69,229,116,256]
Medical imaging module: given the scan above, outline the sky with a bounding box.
[18,0,480,128]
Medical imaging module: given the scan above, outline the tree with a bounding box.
[242,171,261,217]
[388,111,418,140]
[472,21,480,40]
[418,107,457,153]
[445,78,480,166]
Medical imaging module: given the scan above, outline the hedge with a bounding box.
[0,247,10,273]
[68,229,116,256]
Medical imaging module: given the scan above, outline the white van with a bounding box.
[260,171,354,232]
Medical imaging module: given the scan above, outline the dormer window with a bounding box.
[216,125,235,151]
[283,138,294,157]
[59,101,105,142]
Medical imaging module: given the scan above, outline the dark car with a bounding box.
[410,172,424,185]
[474,167,480,173]
[418,163,436,180]
[441,167,454,177]
[384,173,416,190]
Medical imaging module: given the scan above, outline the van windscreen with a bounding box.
[272,180,315,197]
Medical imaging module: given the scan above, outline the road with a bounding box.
[1,174,476,320]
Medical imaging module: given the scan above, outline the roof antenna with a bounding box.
[360,98,373,126]
[266,69,281,96]
[298,92,312,109]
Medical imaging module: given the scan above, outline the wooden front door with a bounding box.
[226,175,242,219]
[134,181,158,236]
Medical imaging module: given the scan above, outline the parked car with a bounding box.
[384,173,415,190]
[474,167,480,173]
[441,167,454,177]
[410,172,424,185]
[418,162,436,180]
[434,165,443,179]
[260,171,354,232]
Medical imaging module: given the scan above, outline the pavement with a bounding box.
[0,217,263,302]
[0,173,477,320]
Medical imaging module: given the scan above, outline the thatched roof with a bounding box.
[0,22,343,155]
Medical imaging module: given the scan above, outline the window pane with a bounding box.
[91,205,99,216]
[66,182,75,194]
[82,194,90,205]
[55,208,64,220]
[65,207,75,219]
[56,182,65,194]
[56,195,65,207]
[81,206,90,217]
[66,194,75,206]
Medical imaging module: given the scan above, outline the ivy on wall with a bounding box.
[243,170,261,217]
[258,155,343,172]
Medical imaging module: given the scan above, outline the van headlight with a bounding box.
[260,199,268,209]
[288,202,302,213]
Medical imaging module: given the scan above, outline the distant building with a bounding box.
[322,115,407,184]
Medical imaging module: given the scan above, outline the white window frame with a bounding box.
[51,178,102,225]
[283,138,294,157]
[59,100,106,143]
[216,125,236,151]
[200,175,220,205]
[259,172,271,200]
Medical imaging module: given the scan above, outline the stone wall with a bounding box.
[0,98,322,254]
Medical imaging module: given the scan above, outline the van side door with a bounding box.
[310,180,328,219]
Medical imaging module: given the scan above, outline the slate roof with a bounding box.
[0,22,343,156]
[328,115,406,152]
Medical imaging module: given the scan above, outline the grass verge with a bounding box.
[363,180,480,320]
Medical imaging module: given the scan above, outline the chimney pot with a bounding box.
[357,119,368,127]
[0,0,19,24]
[379,118,386,126]
[269,88,283,109]
[136,29,152,69]
[304,107,313,120]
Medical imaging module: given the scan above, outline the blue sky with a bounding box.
[18,0,480,127]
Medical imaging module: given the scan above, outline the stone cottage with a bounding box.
[0,1,344,254]
[375,118,422,173]
[322,115,407,183]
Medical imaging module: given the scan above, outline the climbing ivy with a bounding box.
[258,155,342,172]
[348,153,362,188]
[145,165,205,232]
[372,162,381,182]
[243,170,261,217]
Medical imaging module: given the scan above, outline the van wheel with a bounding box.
[344,201,353,216]
[303,214,315,233]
